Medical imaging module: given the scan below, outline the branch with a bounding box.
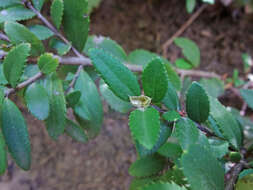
[65,65,84,94]
[0,32,10,42]
[175,68,221,79]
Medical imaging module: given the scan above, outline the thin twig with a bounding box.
[176,68,221,79]
[65,65,84,94]
[162,4,208,58]
[225,161,245,190]
[0,32,10,42]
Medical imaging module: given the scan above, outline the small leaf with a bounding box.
[49,38,71,56]
[127,49,157,66]
[25,83,49,120]
[129,95,151,109]
[3,43,31,87]
[141,182,187,190]
[0,132,7,175]
[186,0,196,13]
[66,90,81,108]
[199,78,225,98]
[240,89,253,110]
[129,107,160,149]
[63,0,89,51]
[239,169,253,180]
[186,82,210,123]
[89,48,141,101]
[51,0,64,29]
[158,142,182,160]
[100,80,132,113]
[38,53,59,74]
[0,5,35,23]
[142,58,168,103]
[181,144,224,190]
[65,119,88,143]
[175,58,193,69]
[28,25,54,40]
[87,0,101,14]
[129,154,166,177]
[32,0,45,11]
[163,111,181,122]
[2,99,31,170]
[174,37,200,67]
[162,81,180,111]
[4,21,44,56]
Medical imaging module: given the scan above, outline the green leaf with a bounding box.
[87,0,101,14]
[242,53,252,73]
[49,38,71,56]
[42,74,66,140]
[141,182,187,190]
[208,139,229,159]
[0,0,20,8]
[163,111,181,122]
[74,70,103,138]
[209,96,242,149]
[127,49,157,66]
[162,81,180,111]
[240,89,253,110]
[129,107,160,149]
[186,82,210,123]
[158,142,182,160]
[4,21,44,56]
[89,48,141,101]
[239,169,253,180]
[236,173,253,190]
[51,0,64,29]
[0,64,8,85]
[3,43,31,87]
[25,83,49,120]
[32,0,45,10]
[174,37,200,67]
[199,78,225,98]
[65,119,88,143]
[186,0,196,13]
[2,99,31,170]
[63,0,89,51]
[142,58,168,103]
[0,132,7,175]
[28,25,54,40]
[99,79,132,113]
[164,62,181,90]
[129,154,166,177]
[66,90,81,108]
[181,144,224,190]
[0,5,35,23]
[175,58,193,69]
[38,53,59,74]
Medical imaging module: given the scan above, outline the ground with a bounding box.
[1,0,253,189]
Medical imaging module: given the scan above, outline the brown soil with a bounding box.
[1,0,253,190]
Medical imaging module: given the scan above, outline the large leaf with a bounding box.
[129,107,160,149]
[162,81,180,111]
[209,97,242,149]
[174,37,200,67]
[2,99,31,170]
[28,25,54,40]
[42,74,66,140]
[89,48,141,101]
[3,43,30,87]
[51,0,64,29]
[65,119,88,143]
[141,182,187,190]
[186,82,210,123]
[99,79,132,113]
[0,132,7,175]
[142,58,168,103]
[4,21,44,56]
[181,144,224,190]
[38,53,59,74]
[129,154,166,177]
[25,83,49,120]
[240,89,253,110]
[74,70,103,138]
[63,0,89,51]
[0,0,20,8]
[0,5,35,23]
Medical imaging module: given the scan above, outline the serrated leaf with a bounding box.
[141,182,187,190]
[74,70,103,138]
[164,62,181,90]
[28,25,54,40]
[0,0,20,8]
[158,142,182,160]
[25,83,49,120]
[32,0,45,11]
[174,37,200,67]
[129,154,166,177]
[51,0,64,29]
[49,38,71,56]
[42,73,66,140]
[163,111,181,122]
[4,21,44,56]
[63,0,89,51]
[66,90,81,108]
[209,96,242,149]
[142,58,168,103]
[0,5,35,23]
[186,82,210,123]
[162,81,180,111]
[99,80,132,113]
[2,99,31,170]
[130,177,157,190]
[89,48,141,101]
[3,43,30,87]
[127,49,157,66]
[181,144,224,190]
[38,53,59,74]
[199,78,225,98]
[129,107,160,149]
[0,132,7,175]
[240,89,253,110]
[186,0,196,13]
[65,119,88,143]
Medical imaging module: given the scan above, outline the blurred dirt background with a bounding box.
[1,0,253,189]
